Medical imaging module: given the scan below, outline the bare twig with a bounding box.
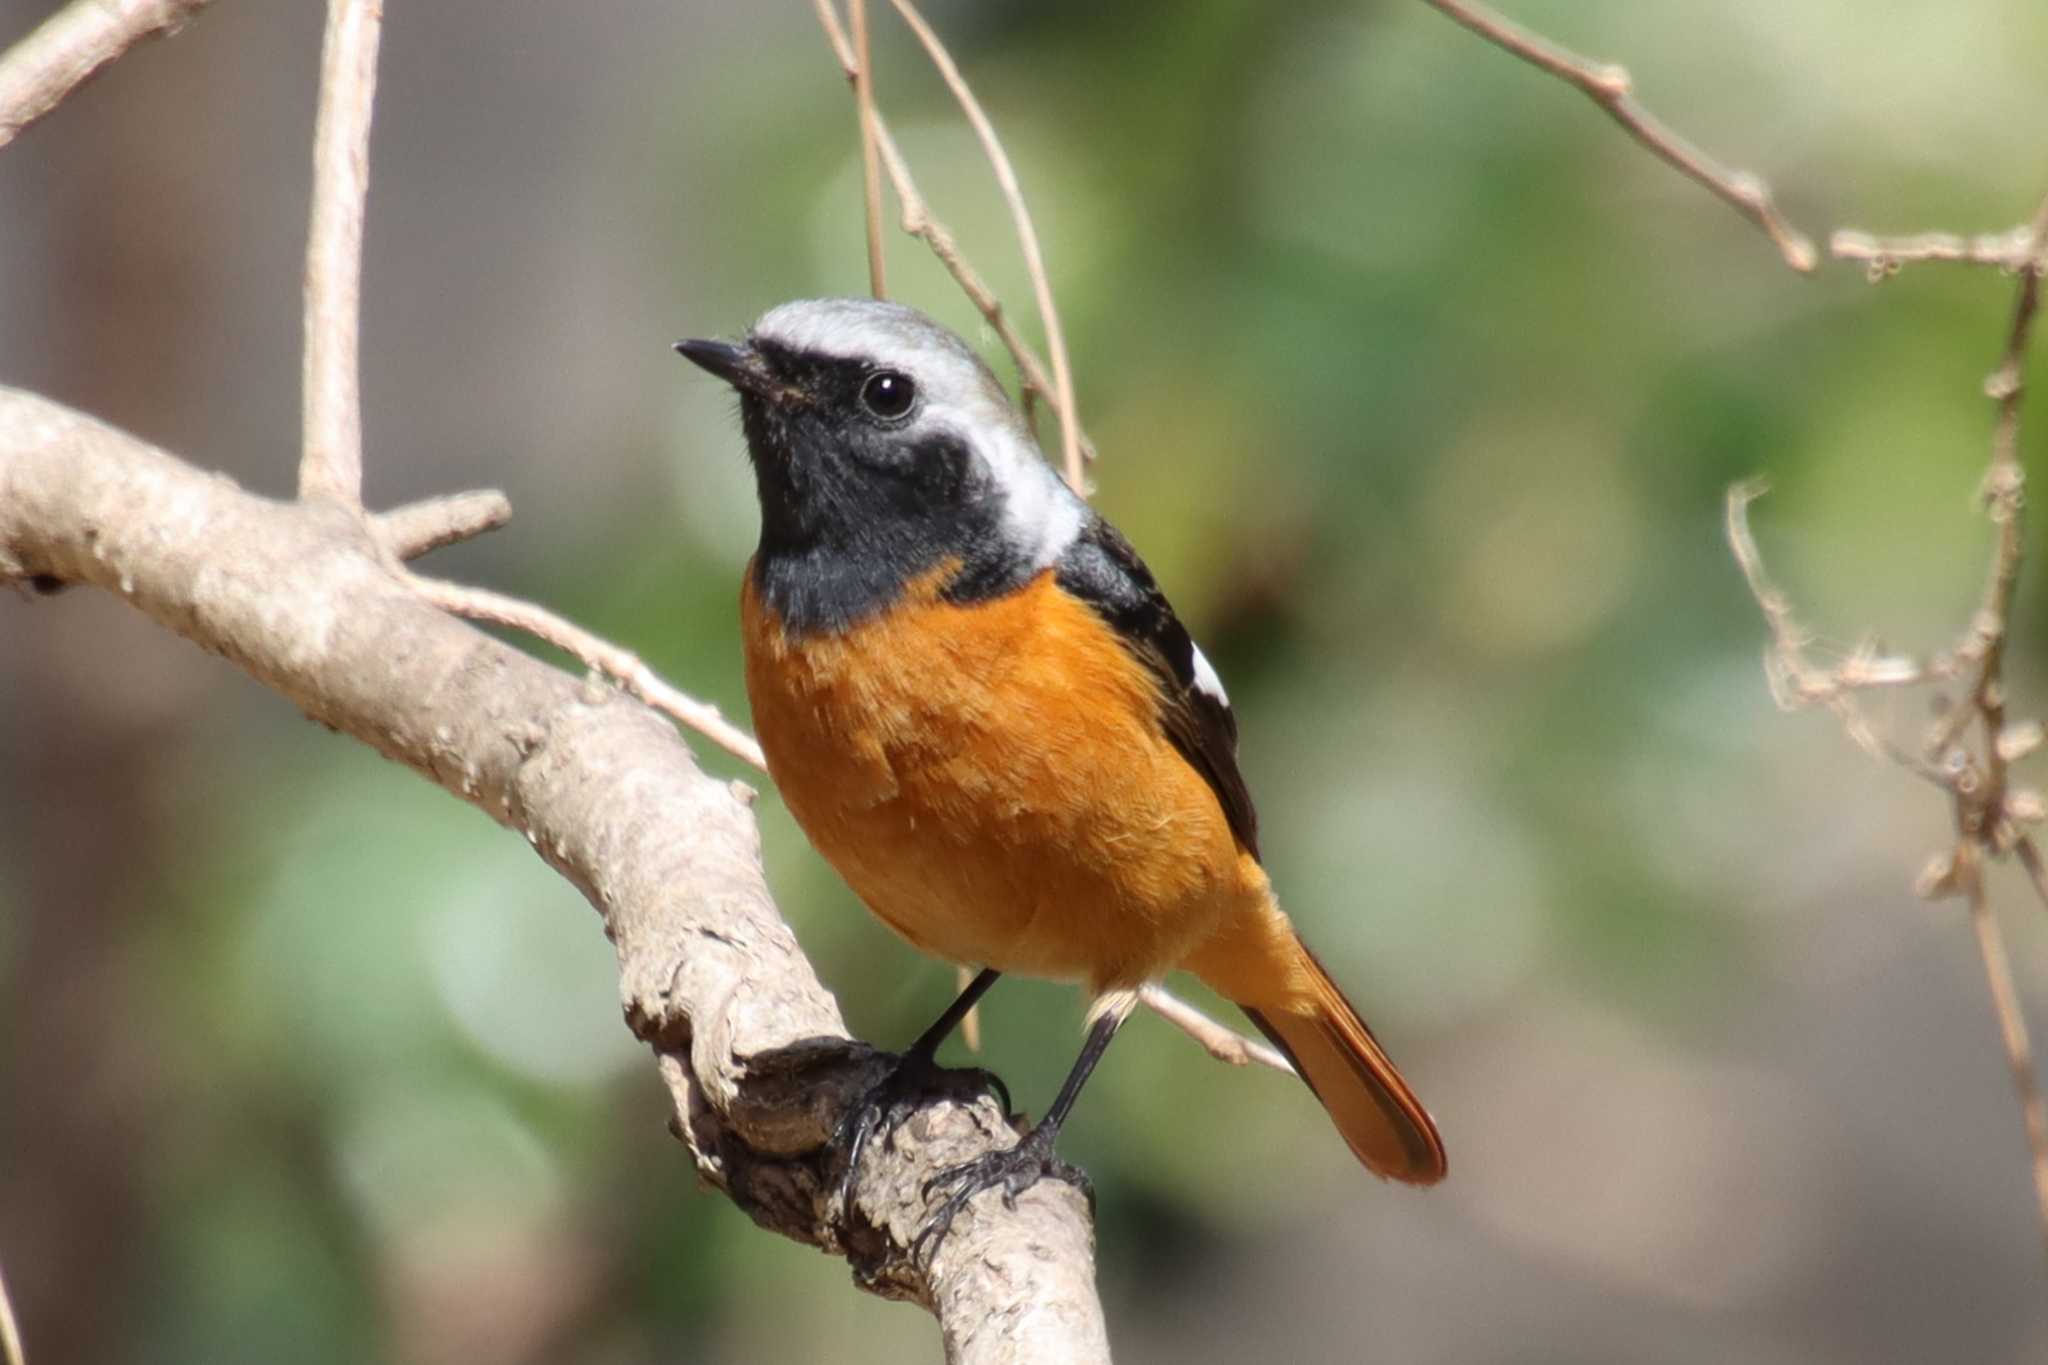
[813,2,1096,481]
[1419,0,1816,273]
[373,489,512,561]
[0,0,213,149]
[1985,193,2048,474]
[1140,984,1293,1074]
[1963,848,2048,1264]
[1832,226,2040,278]
[1732,187,2048,1276]
[1927,192,2048,804]
[884,0,1084,493]
[299,0,383,508]
[870,121,1095,464]
[0,1253,21,1365]
[408,574,767,771]
[1724,484,1942,779]
[850,0,888,299]
[2017,836,2048,915]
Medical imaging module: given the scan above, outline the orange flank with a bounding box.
[741,560,1446,1185]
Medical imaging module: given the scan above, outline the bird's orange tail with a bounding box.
[1237,940,1446,1184]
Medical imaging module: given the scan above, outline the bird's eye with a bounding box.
[860,370,916,420]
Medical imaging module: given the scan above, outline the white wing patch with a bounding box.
[1189,641,1230,708]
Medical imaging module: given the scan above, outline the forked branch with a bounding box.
[1728,187,2048,1270]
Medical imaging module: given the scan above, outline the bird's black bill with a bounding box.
[674,337,773,395]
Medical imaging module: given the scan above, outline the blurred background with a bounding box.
[5,0,2048,1360]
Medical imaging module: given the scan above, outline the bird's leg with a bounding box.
[912,1003,1128,1264]
[836,968,1010,1209]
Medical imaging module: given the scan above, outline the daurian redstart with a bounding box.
[678,299,1444,1240]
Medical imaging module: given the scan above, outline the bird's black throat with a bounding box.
[736,353,1039,636]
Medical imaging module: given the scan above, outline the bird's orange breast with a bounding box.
[740,563,1262,991]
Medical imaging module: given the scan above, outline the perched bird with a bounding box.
[677,299,1444,1239]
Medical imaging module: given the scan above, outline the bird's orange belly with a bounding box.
[741,567,1257,992]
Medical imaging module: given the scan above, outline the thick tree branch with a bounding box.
[0,0,213,149]
[0,388,1110,1365]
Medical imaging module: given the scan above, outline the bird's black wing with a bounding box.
[1054,516,1260,860]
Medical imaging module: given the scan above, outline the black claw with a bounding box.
[911,1128,1094,1265]
[834,1053,1014,1215]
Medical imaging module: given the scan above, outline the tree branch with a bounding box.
[849,0,888,299]
[372,488,513,561]
[1419,0,1816,273]
[1727,186,2048,1273]
[1139,984,1292,1073]
[0,0,213,149]
[1963,845,2048,1267]
[407,573,768,771]
[0,388,1110,1365]
[299,0,382,508]
[1832,225,2040,277]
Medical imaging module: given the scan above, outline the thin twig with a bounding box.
[299,0,383,508]
[884,0,1085,493]
[1986,193,2048,475]
[1929,192,2048,803]
[1724,483,1945,782]
[1963,848,2048,1265]
[0,0,213,150]
[1736,187,2048,1279]
[1831,226,2040,278]
[1140,984,1293,1074]
[811,3,1097,468]
[849,0,888,299]
[2019,836,2048,915]
[0,1253,21,1365]
[410,575,767,770]
[1419,0,1816,273]
[873,120,1095,464]
[373,490,512,561]
[954,963,982,1051]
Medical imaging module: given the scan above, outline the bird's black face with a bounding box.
[678,300,1085,636]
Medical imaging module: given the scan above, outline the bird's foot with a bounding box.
[835,1049,1012,1214]
[911,1125,1094,1266]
